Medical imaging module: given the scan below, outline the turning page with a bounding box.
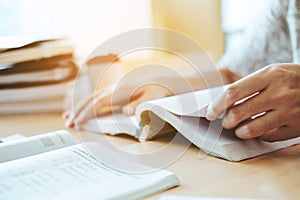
[80,86,300,161]
[137,85,226,117]
[136,105,300,161]
[80,86,226,136]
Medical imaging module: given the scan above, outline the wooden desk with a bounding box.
[1,113,300,199]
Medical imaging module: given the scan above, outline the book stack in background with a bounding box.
[0,37,78,114]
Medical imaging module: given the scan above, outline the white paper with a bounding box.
[137,85,227,117]
[82,114,139,136]
[0,130,74,163]
[0,142,179,200]
[137,106,300,161]
[0,36,58,51]
[0,133,26,142]
[81,86,227,136]
[81,86,300,161]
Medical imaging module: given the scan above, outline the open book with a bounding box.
[80,86,300,161]
[0,130,179,200]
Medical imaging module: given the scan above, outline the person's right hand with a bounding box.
[64,83,173,128]
[206,63,300,142]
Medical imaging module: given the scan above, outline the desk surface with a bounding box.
[1,113,300,199]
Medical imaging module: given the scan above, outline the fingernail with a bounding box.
[65,113,75,128]
[123,105,134,115]
[206,108,214,121]
[236,126,251,139]
[223,114,234,128]
[64,118,73,128]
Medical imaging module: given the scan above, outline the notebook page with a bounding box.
[0,130,74,163]
[0,142,179,200]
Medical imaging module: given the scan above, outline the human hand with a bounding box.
[64,83,172,128]
[206,63,300,142]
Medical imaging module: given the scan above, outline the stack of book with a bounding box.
[0,37,78,114]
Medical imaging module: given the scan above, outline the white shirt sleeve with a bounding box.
[218,0,299,76]
[287,0,300,63]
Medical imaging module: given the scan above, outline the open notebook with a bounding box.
[80,86,300,161]
[0,130,179,200]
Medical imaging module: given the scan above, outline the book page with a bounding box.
[139,107,300,161]
[0,96,64,115]
[137,85,227,118]
[0,36,56,50]
[0,39,73,64]
[80,86,227,136]
[81,114,139,136]
[0,142,179,200]
[0,81,72,103]
[0,130,74,163]
[0,133,26,142]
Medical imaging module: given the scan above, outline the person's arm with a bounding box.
[205,1,300,142]
[218,0,294,78]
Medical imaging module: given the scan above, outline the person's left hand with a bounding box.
[206,63,300,142]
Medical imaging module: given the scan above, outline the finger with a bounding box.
[64,96,95,128]
[260,126,300,142]
[71,87,114,115]
[234,110,284,139]
[66,93,109,127]
[66,89,119,127]
[206,72,268,120]
[74,94,114,125]
[74,92,126,125]
[222,89,273,129]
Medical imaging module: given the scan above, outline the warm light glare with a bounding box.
[0,0,152,57]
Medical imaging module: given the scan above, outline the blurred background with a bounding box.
[1,0,271,62]
[0,0,272,115]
